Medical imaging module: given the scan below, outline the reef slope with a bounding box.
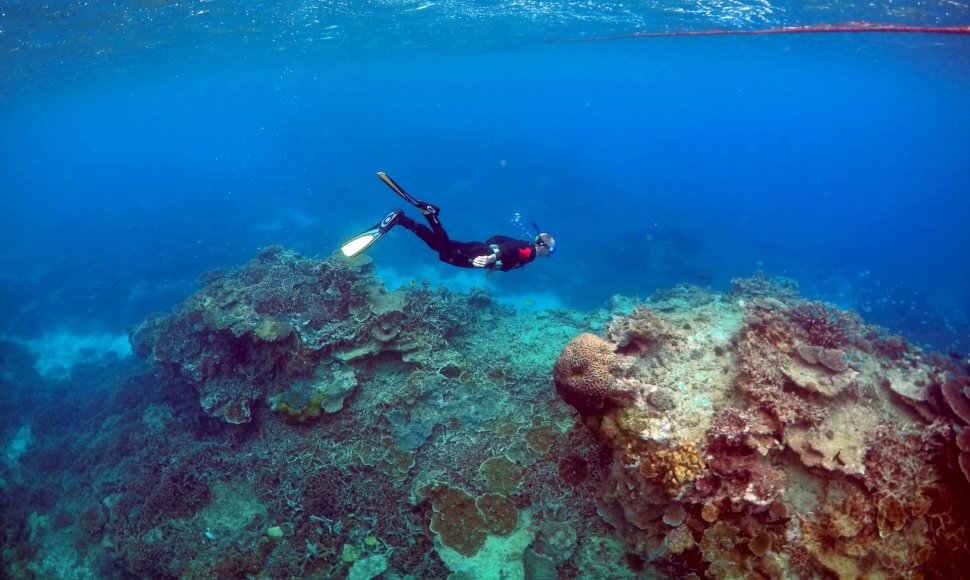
[1,248,967,578]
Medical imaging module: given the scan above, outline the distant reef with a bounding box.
[1,246,968,578]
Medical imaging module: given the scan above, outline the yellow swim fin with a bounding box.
[339,209,402,257]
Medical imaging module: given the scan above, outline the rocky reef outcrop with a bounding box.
[553,275,970,578]
[4,252,968,579]
[129,246,479,425]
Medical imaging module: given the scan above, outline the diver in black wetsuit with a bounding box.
[340,172,556,271]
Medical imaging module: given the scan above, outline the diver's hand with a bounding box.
[472,254,497,268]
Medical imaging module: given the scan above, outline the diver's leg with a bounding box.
[399,213,449,254]
[422,212,451,248]
[377,172,440,216]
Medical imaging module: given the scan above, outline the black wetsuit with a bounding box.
[398,211,537,271]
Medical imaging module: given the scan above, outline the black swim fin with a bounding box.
[376,172,439,216]
[340,209,402,257]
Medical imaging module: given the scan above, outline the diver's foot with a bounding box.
[380,209,404,232]
[377,172,440,217]
[340,209,403,258]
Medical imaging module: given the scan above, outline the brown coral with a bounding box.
[475,493,518,536]
[941,373,970,424]
[736,325,826,426]
[703,452,786,508]
[700,521,751,578]
[525,425,556,454]
[553,333,624,414]
[423,484,520,557]
[479,455,523,496]
[222,399,252,425]
[796,344,850,372]
[748,531,772,556]
[788,300,858,348]
[876,495,907,538]
[78,505,107,544]
[426,485,488,557]
[557,455,590,487]
[664,525,695,554]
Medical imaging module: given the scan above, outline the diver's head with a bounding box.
[534,232,556,257]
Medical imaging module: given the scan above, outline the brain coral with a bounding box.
[553,333,623,415]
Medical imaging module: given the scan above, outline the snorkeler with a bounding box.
[340,172,556,271]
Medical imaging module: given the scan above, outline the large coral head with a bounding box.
[553,333,622,415]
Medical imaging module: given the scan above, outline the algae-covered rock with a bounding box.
[270,364,357,421]
[348,554,388,580]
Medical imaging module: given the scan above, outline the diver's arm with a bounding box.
[472,253,498,268]
[471,243,502,268]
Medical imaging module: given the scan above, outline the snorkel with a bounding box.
[532,221,556,255]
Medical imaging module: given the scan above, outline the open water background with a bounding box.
[1,0,969,352]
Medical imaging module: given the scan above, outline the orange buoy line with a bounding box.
[546,23,970,43]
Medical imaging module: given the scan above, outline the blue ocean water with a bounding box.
[4,4,970,579]
[1,1,969,351]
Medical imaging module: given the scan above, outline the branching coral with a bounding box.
[729,273,801,300]
[788,300,861,348]
[863,421,950,507]
[735,324,826,427]
[700,450,786,510]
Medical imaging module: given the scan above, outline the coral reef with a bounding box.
[552,332,626,414]
[420,483,519,557]
[3,256,969,579]
[129,247,478,423]
[553,276,970,578]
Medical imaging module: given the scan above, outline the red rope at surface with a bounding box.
[546,23,970,43]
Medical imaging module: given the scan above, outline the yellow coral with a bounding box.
[269,392,324,423]
[254,316,294,342]
[639,442,707,494]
